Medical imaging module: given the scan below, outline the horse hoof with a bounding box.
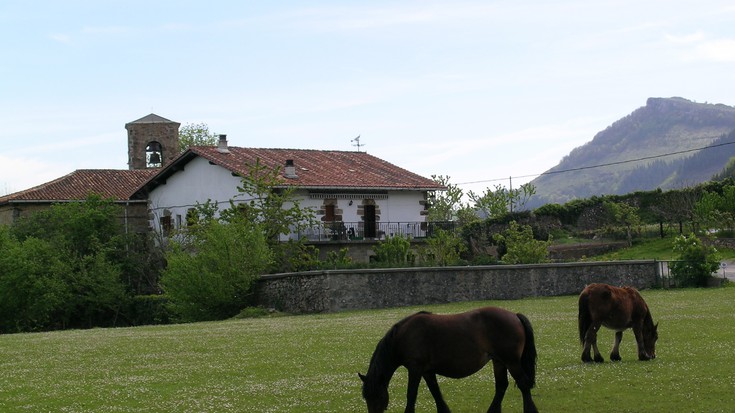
[594,355,604,363]
[610,354,621,362]
[581,355,593,363]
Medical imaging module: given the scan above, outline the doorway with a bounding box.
[364,204,377,238]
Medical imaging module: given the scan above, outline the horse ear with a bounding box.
[358,372,366,382]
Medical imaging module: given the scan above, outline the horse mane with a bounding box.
[365,311,431,390]
[643,307,655,327]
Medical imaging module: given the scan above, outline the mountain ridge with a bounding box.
[527,97,735,208]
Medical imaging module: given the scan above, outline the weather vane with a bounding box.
[351,135,365,152]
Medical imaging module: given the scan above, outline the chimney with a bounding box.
[284,159,298,179]
[216,134,230,153]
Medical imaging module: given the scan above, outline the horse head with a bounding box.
[643,321,659,359]
[359,372,389,412]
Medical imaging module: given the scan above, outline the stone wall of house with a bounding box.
[0,202,150,233]
[312,241,377,264]
[254,260,659,313]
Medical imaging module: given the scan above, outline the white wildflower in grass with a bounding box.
[1,288,735,412]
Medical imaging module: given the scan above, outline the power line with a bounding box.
[456,140,735,186]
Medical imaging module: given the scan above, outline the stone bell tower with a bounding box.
[125,114,181,170]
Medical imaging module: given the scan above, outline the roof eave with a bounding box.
[273,185,446,191]
[1,199,148,205]
[131,150,198,198]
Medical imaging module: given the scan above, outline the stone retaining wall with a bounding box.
[255,260,658,313]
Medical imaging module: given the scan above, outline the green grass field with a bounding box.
[1,286,734,412]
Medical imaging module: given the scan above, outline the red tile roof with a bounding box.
[185,146,444,190]
[2,148,444,205]
[0,169,157,203]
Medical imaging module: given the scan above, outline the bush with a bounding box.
[0,231,72,333]
[161,217,272,322]
[493,221,551,264]
[373,235,413,266]
[421,229,465,266]
[670,234,721,287]
[0,215,129,333]
[324,248,352,269]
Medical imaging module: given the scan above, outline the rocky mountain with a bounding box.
[527,97,735,208]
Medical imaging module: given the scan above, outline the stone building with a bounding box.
[126,114,180,170]
[0,114,178,231]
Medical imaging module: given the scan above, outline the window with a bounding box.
[160,216,172,234]
[325,204,336,222]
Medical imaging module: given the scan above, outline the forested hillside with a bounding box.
[527,97,735,208]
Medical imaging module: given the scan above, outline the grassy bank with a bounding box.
[589,236,735,261]
[1,286,734,412]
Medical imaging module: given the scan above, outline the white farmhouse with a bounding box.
[132,135,445,242]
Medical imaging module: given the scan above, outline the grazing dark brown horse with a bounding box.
[578,283,658,363]
[359,307,538,413]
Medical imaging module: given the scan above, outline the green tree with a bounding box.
[428,175,473,222]
[161,215,272,322]
[468,182,536,219]
[693,191,721,233]
[717,185,735,232]
[670,234,721,287]
[1,195,131,331]
[0,229,72,332]
[12,194,123,256]
[493,221,550,264]
[427,174,459,221]
[179,122,217,152]
[224,158,318,273]
[228,158,317,243]
[693,185,735,234]
[421,228,465,266]
[603,201,641,246]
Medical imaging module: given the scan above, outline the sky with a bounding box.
[2,1,734,197]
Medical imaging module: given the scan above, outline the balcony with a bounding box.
[292,221,457,242]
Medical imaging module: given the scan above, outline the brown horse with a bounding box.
[578,283,658,363]
[359,307,538,413]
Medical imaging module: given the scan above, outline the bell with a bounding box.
[149,152,161,165]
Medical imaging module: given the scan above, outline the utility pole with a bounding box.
[509,176,513,213]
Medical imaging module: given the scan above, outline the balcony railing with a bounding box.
[292,221,457,242]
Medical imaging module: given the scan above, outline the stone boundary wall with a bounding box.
[255,260,658,313]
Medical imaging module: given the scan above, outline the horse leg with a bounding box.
[487,360,508,413]
[423,373,451,413]
[404,370,422,413]
[632,326,652,361]
[610,331,623,361]
[506,363,539,413]
[582,322,604,363]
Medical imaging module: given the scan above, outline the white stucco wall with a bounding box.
[147,155,429,238]
[148,156,245,230]
[294,190,424,223]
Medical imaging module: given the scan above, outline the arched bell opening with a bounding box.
[145,141,163,168]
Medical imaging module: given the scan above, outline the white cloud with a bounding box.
[666,32,735,62]
[81,25,133,35]
[49,33,72,44]
[695,38,735,62]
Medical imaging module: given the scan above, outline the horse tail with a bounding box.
[578,289,591,345]
[516,312,537,389]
